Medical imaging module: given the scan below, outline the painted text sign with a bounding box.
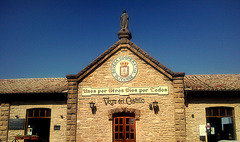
[103,97,145,106]
[82,86,168,96]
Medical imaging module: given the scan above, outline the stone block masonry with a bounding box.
[74,47,180,141]
[66,81,78,142]
[0,102,10,142]
[7,101,67,142]
[173,77,186,142]
[185,97,240,142]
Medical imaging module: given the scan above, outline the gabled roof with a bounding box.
[184,74,240,91]
[0,78,68,94]
[66,39,184,81]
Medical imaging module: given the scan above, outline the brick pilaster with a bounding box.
[0,102,10,142]
[173,76,186,142]
[66,80,78,142]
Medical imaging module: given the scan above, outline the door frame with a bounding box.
[205,107,235,141]
[25,108,51,141]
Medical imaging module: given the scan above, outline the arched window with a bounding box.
[206,107,235,141]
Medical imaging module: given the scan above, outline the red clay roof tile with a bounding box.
[0,78,68,94]
[0,74,239,94]
[184,74,240,91]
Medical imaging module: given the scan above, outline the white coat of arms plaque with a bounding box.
[111,56,138,82]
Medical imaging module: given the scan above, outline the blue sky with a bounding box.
[0,0,239,79]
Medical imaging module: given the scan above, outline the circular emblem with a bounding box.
[111,56,138,82]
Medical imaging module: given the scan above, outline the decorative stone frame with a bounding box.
[108,108,140,120]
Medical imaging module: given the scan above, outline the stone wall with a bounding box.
[173,77,186,142]
[66,81,78,142]
[0,102,10,142]
[7,100,67,142]
[185,97,240,142]
[76,46,178,141]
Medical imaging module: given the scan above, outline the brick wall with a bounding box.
[0,102,10,142]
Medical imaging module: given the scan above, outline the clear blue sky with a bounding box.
[1,0,239,79]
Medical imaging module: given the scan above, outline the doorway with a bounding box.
[26,108,51,142]
[206,107,235,142]
[113,113,136,142]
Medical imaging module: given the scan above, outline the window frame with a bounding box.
[206,107,234,118]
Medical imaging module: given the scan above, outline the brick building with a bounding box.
[0,12,239,142]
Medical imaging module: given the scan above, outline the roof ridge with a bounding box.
[128,41,176,76]
[186,74,239,76]
[66,40,121,79]
[67,39,183,80]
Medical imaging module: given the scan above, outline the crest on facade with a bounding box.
[120,61,129,77]
[111,56,138,82]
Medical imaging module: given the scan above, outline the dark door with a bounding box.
[113,114,136,142]
[27,118,50,142]
[26,108,51,142]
